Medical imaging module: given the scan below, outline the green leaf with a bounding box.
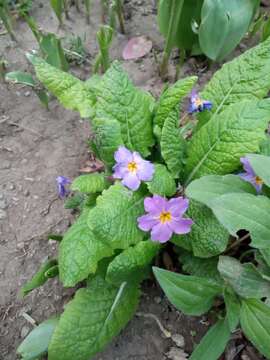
[94,61,154,157]
[177,200,229,258]
[160,107,186,178]
[21,259,58,297]
[17,317,59,360]
[106,241,160,285]
[186,174,256,206]
[154,76,197,128]
[40,33,69,71]
[146,164,176,197]
[218,256,270,298]
[246,154,270,187]
[88,183,145,250]
[48,277,140,360]
[27,55,95,118]
[153,267,221,316]
[223,287,240,332]
[196,36,270,127]
[185,100,270,182]
[240,299,270,359]
[199,0,258,61]
[64,193,84,209]
[59,210,113,287]
[209,193,270,249]
[5,71,36,87]
[189,318,231,360]
[50,0,63,25]
[260,136,270,156]
[71,173,109,193]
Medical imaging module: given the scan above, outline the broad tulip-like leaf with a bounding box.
[5,71,36,87]
[146,164,176,197]
[218,256,270,299]
[197,36,270,127]
[88,183,145,249]
[17,317,59,360]
[199,0,259,61]
[94,61,155,157]
[246,154,270,187]
[27,54,95,118]
[48,277,140,360]
[154,76,197,128]
[59,210,113,287]
[186,174,256,206]
[71,173,109,194]
[240,299,270,359]
[189,318,231,360]
[153,267,221,316]
[106,241,160,285]
[223,288,240,332]
[185,100,270,182]
[39,33,69,71]
[50,0,63,25]
[209,193,270,249]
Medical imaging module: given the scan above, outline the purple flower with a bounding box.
[113,146,154,191]
[239,157,263,193]
[188,90,212,114]
[56,176,71,198]
[137,195,193,243]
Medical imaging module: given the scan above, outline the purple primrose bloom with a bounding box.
[188,90,212,114]
[239,157,263,193]
[56,176,71,198]
[113,146,154,191]
[137,195,193,243]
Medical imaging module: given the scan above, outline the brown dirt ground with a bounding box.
[0,1,266,359]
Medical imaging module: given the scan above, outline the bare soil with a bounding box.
[0,1,265,359]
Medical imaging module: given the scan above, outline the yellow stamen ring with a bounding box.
[159,211,172,224]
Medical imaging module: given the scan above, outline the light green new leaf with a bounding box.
[190,318,231,360]
[260,136,270,156]
[5,71,36,87]
[209,193,270,249]
[153,267,221,316]
[146,164,176,197]
[246,154,270,187]
[17,317,59,360]
[240,299,270,359]
[71,173,109,194]
[197,36,270,127]
[48,277,140,360]
[160,107,186,178]
[185,100,270,182]
[218,256,270,299]
[224,288,240,332]
[154,76,197,128]
[186,174,256,206]
[88,183,145,249]
[106,241,160,285]
[27,54,95,118]
[94,61,154,156]
[39,33,69,72]
[59,210,113,287]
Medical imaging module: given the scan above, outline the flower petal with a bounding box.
[151,222,173,243]
[134,154,155,181]
[122,172,141,191]
[203,101,212,111]
[240,157,254,176]
[144,195,167,215]
[113,163,128,179]
[114,146,132,163]
[168,197,189,217]
[137,214,158,231]
[169,218,193,235]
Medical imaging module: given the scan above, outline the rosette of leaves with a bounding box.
[19,37,270,360]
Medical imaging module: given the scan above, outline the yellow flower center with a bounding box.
[159,211,172,224]
[127,161,138,172]
[195,98,204,107]
[255,176,263,185]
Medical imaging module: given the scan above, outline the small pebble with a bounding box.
[154,296,162,304]
[166,347,188,360]
[20,325,30,338]
[8,184,15,190]
[24,190,30,197]
[24,91,31,97]
[241,355,251,360]
[0,209,7,219]
[171,334,185,348]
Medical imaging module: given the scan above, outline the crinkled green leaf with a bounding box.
[88,183,145,250]
[185,100,270,182]
[48,277,140,360]
[223,287,240,332]
[246,154,270,187]
[190,318,231,360]
[27,54,95,118]
[153,267,221,316]
[71,173,109,194]
[160,107,186,178]
[154,76,197,128]
[209,193,270,249]
[240,299,270,359]
[17,317,59,360]
[260,136,270,156]
[146,164,176,197]
[94,61,154,156]
[197,36,270,128]
[186,174,256,206]
[64,193,84,209]
[59,210,113,287]
[106,241,160,285]
[176,200,229,258]
[218,256,270,299]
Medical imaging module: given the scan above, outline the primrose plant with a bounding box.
[18,37,270,360]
